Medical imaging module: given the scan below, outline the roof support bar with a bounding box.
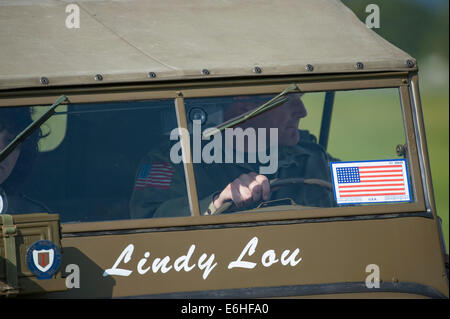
[174,94,201,217]
[319,91,335,149]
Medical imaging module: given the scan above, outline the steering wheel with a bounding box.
[211,177,333,215]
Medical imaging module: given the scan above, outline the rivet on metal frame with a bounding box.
[406,59,415,68]
[201,69,210,76]
[94,74,103,81]
[148,72,157,78]
[355,62,364,70]
[253,66,262,74]
[40,77,49,85]
[305,64,314,72]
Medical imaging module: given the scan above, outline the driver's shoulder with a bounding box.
[298,129,319,145]
[291,130,339,167]
[295,130,327,159]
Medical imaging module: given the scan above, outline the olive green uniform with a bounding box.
[129,130,336,219]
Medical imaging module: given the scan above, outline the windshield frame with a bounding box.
[0,72,429,235]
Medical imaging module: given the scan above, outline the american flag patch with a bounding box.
[331,159,411,205]
[134,162,175,190]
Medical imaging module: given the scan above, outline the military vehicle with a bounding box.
[0,0,448,299]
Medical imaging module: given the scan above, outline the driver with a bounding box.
[206,93,336,215]
[129,93,337,218]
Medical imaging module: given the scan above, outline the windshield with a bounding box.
[183,88,410,215]
[0,87,411,222]
[0,99,187,221]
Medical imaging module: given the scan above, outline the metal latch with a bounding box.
[1,214,19,295]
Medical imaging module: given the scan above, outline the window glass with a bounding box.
[31,105,67,152]
[0,88,412,222]
[328,88,405,161]
[0,100,189,222]
[182,88,410,216]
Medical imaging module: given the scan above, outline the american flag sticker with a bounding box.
[134,162,175,190]
[331,159,411,205]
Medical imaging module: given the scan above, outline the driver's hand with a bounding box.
[213,172,270,209]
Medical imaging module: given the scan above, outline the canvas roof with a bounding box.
[0,0,416,90]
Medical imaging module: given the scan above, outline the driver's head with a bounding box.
[225,93,307,146]
[0,107,39,190]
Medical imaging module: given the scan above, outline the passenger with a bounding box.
[0,107,50,214]
[129,93,336,219]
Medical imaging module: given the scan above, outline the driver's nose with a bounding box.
[292,98,307,119]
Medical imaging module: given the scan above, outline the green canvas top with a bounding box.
[0,0,416,90]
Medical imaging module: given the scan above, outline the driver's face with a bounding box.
[268,94,307,146]
[0,130,20,185]
[241,93,307,146]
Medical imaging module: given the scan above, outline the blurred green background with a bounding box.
[342,0,449,251]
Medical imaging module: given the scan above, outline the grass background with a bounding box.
[422,91,449,251]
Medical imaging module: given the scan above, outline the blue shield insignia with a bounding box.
[26,240,62,280]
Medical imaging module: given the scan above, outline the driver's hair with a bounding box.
[0,107,40,193]
[224,93,304,120]
[224,94,276,120]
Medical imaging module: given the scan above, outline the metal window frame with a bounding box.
[174,93,201,217]
[0,72,430,235]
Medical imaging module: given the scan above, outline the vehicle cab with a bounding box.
[0,0,448,298]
